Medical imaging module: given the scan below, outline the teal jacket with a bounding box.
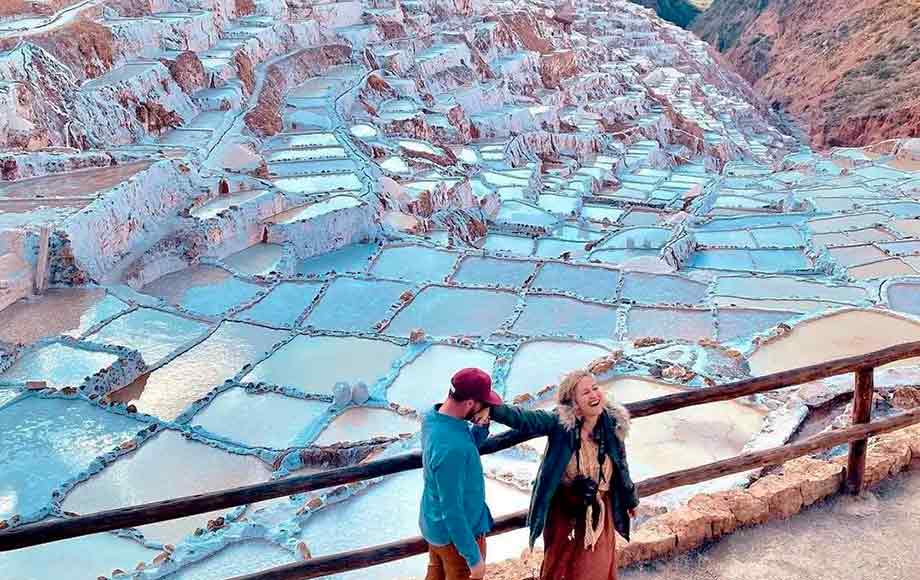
[419,407,493,568]
[491,401,640,547]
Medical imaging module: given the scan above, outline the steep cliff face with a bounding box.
[631,0,703,27]
[694,0,920,148]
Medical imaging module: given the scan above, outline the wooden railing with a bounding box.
[2,341,920,580]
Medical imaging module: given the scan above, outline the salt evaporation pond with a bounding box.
[4,0,920,577]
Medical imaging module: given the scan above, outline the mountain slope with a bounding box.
[632,0,702,27]
[694,0,920,148]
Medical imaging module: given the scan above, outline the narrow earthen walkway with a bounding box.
[622,471,920,580]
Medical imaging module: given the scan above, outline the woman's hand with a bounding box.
[628,506,638,519]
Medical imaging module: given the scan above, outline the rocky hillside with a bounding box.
[631,0,702,27]
[693,0,920,148]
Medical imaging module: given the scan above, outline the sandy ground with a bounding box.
[622,470,920,580]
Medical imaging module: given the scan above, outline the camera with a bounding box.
[570,474,599,509]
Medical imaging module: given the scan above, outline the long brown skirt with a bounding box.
[540,486,617,580]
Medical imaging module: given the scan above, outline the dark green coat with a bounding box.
[491,401,640,547]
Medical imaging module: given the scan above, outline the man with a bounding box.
[420,367,502,580]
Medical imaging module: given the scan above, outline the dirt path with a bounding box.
[623,470,920,580]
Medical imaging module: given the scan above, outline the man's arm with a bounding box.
[432,450,483,569]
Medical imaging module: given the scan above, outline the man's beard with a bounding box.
[464,406,480,421]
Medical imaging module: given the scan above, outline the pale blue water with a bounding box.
[244,335,404,395]
[386,286,519,337]
[887,281,920,316]
[163,541,297,580]
[87,308,211,367]
[387,344,495,411]
[295,243,378,277]
[0,343,119,389]
[0,397,143,520]
[192,387,329,448]
[717,308,801,342]
[304,278,410,332]
[180,276,264,317]
[370,246,458,283]
[531,262,620,302]
[621,272,708,305]
[513,295,619,337]
[534,238,589,259]
[627,306,713,340]
[0,529,157,580]
[482,233,535,255]
[235,282,322,328]
[452,256,535,288]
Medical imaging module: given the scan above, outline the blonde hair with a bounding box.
[556,369,594,406]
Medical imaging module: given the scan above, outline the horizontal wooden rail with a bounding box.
[230,407,920,580]
[2,340,919,552]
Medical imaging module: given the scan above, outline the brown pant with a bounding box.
[425,537,487,580]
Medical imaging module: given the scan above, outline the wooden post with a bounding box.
[33,225,51,295]
[846,367,874,494]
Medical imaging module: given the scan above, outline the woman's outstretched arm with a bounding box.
[490,403,558,436]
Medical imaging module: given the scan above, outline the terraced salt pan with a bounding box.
[387,345,496,411]
[295,242,377,277]
[112,322,288,420]
[621,272,708,305]
[244,335,404,395]
[452,256,535,288]
[272,174,363,195]
[0,397,143,521]
[0,343,119,388]
[0,289,128,345]
[314,408,419,446]
[141,265,264,317]
[297,471,530,580]
[504,340,611,399]
[748,310,920,376]
[222,244,284,276]
[713,276,868,303]
[530,262,620,303]
[191,387,329,449]
[87,308,211,367]
[162,541,297,580]
[189,190,267,219]
[386,287,519,338]
[627,306,713,341]
[304,278,410,332]
[887,280,920,316]
[716,308,801,342]
[602,377,765,483]
[481,234,535,256]
[234,282,322,328]
[513,295,619,338]
[370,245,458,283]
[62,430,272,545]
[0,529,158,580]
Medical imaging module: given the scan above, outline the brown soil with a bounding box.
[0,16,115,80]
[164,51,206,94]
[694,0,920,149]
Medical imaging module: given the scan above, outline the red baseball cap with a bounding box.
[451,368,503,406]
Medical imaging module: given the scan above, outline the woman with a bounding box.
[476,369,639,580]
